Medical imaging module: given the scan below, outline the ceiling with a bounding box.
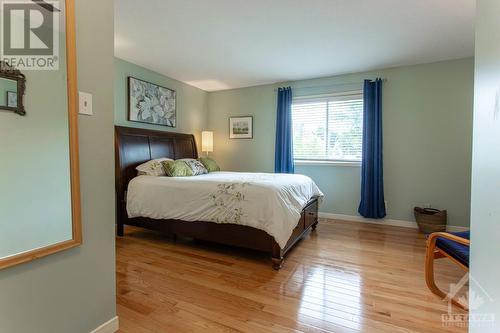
[115,0,475,92]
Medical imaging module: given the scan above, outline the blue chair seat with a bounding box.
[436,231,470,267]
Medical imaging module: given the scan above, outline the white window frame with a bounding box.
[292,90,363,167]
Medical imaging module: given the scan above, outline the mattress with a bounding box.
[126,171,323,248]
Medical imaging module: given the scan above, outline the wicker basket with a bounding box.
[414,207,447,234]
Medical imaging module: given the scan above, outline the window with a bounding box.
[292,92,363,163]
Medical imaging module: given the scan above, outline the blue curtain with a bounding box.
[275,87,294,173]
[358,79,386,218]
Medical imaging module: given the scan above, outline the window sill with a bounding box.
[294,160,362,167]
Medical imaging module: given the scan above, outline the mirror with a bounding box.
[0,0,81,270]
[0,62,26,115]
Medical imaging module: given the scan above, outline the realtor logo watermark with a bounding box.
[442,273,495,328]
[1,0,60,70]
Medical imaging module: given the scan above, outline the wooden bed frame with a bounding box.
[115,126,319,269]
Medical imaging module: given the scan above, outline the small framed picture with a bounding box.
[6,91,17,107]
[229,116,253,139]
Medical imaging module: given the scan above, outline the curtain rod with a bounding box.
[274,78,387,92]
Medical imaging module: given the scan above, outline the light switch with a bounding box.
[79,91,93,115]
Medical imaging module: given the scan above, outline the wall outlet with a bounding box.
[384,200,388,209]
[424,203,432,208]
[79,91,93,115]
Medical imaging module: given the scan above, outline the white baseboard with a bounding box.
[90,316,119,333]
[319,212,469,232]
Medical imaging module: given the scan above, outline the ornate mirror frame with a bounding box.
[0,61,26,116]
[0,0,81,270]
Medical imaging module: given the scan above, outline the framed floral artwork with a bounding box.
[128,76,176,127]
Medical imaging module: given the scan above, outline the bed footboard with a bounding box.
[272,198,319,269]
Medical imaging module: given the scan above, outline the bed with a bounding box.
[115,126,322,269]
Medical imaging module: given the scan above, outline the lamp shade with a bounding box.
[201,131,213,153]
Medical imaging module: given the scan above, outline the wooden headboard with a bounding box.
[114,126,198,200]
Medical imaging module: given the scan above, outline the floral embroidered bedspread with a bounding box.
[127,172,323,248]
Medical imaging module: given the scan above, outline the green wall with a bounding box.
[114,57,474,228]
[0,0,116,332]
[115,58,208,150]
[470,0,500,330]
[208,58,474,227]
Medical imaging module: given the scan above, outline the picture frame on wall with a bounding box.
[128,76,176,127]
[229,116,253,139]
[6,91,17,108]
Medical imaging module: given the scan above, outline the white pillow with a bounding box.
[136,158,173,176]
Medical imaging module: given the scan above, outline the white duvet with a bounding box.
[127,172,323,248]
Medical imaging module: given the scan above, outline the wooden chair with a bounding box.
[425,231,470,310]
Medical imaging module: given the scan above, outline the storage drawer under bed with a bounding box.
[304,200,318,229]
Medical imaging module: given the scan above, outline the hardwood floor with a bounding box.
[116,219,468,333]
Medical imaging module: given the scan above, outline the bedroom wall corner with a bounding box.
[207,58,474,227]
[114,58,209,152]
